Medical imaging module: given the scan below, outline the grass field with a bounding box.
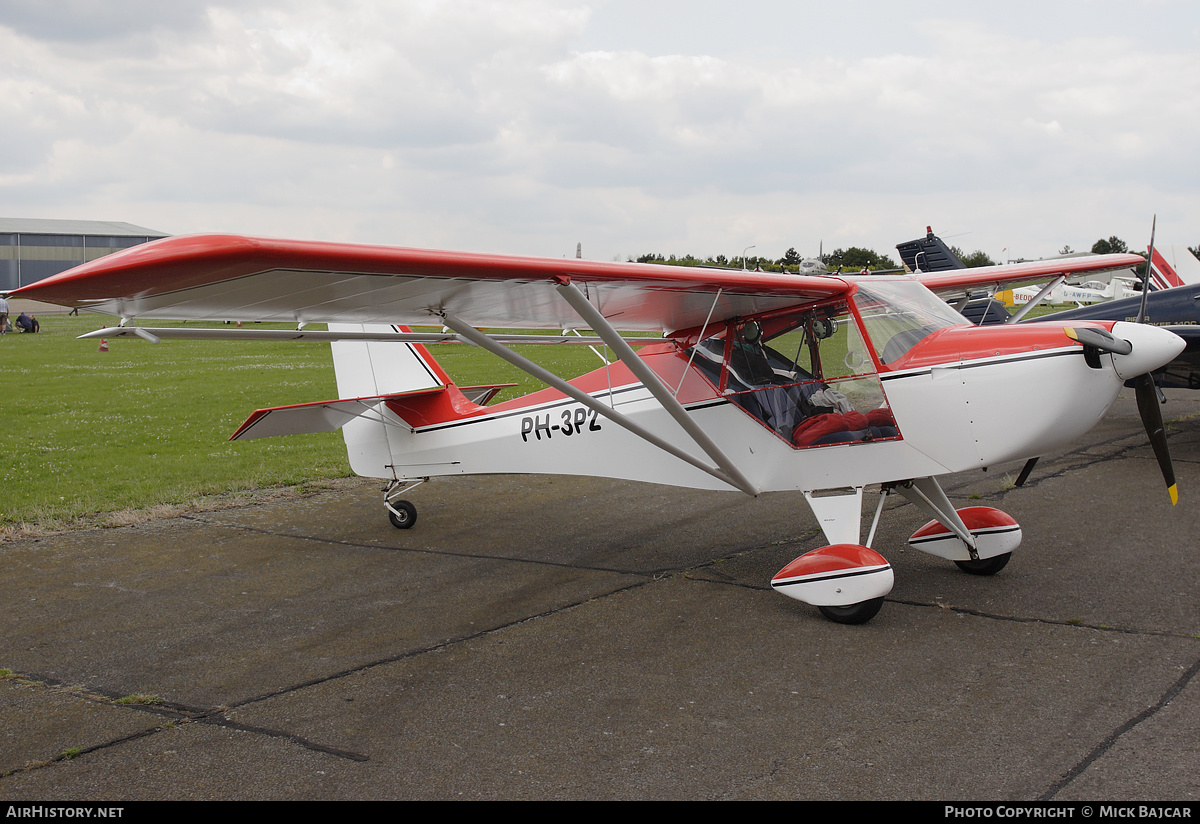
[0,315,607,530]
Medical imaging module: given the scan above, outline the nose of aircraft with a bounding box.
[1109,322,1186,381]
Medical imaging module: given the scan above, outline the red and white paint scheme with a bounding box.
[12,234,1184,624]
[771,544,893,624]
[1148,245,1200,291]
[909,506,1021,559]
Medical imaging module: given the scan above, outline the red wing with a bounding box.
[916,253,1146,301]
[12,234,851,334]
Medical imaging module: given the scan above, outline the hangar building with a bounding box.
[1,218,168,292]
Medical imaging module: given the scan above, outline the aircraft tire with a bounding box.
[953,552,1011,576]
[388,500,417,529]
[817,597,884,625]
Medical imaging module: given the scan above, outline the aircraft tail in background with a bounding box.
[1149,245,1200,290]
[895,226,966,273]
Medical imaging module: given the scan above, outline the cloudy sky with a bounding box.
[2,0,1197,264]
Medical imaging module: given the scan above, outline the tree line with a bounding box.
[634,236,1200,273]
[633,246,900,273]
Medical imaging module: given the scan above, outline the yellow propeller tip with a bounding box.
[1169,484,1178,506]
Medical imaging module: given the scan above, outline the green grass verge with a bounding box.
[0,315,612,528]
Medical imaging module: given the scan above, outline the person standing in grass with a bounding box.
[0,295,9,334]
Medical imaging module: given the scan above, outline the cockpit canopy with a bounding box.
[685,277,967,448]
[851,278,971,365]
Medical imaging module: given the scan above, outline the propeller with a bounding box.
[1132,216,1178,505]
[1135,372,1178,505]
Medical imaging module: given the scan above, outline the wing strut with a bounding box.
[440,311,759,496]
[1007,276,1065,324]
[553,281,760,496]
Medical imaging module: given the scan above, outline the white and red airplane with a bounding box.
[11,235,1184,624]
[1011,277,1139,306]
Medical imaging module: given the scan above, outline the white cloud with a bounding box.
[1,0,1197,261]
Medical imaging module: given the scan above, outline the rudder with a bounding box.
[328,322,450,477]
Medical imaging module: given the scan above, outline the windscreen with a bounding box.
[852,279,968,365]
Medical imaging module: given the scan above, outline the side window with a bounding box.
[691,304,900,449]
[807,308,873,381]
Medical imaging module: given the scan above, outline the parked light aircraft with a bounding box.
[1011,278,1138,306]
[10,235,1184,624]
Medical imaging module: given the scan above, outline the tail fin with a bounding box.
[1149,245,1200,290]
[329,322,452,477]
[895,227,966,273]
[230,325,513,456]
[328,323,450,397]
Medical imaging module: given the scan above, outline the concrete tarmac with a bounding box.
[2,391,1199,800]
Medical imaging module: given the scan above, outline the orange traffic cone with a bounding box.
[98,339,109,352]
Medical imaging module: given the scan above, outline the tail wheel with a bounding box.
[388,500,417,529]
[954,552,1011,576]
[818,597,884,625]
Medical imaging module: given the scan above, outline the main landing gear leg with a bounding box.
[898,478,1022,573]
[384,477,427,530]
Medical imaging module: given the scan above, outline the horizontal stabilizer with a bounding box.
[229,388,445,440]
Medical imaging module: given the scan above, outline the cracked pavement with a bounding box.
[2,391,1199,800]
